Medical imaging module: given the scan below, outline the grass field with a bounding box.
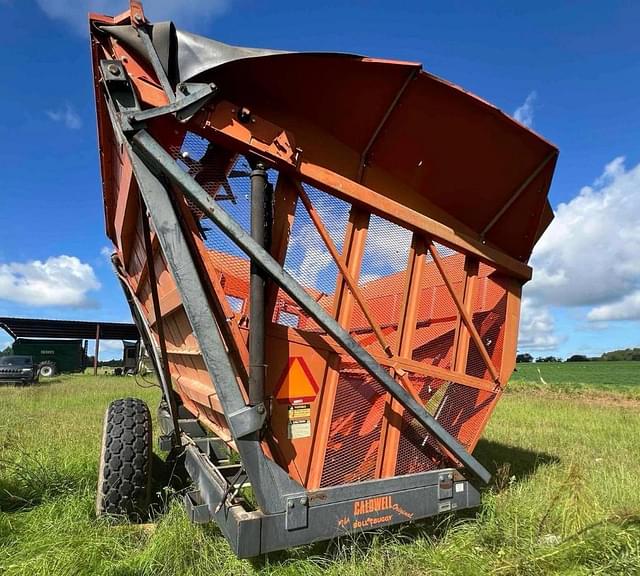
[511,361,640,396]
[1,362,639,575]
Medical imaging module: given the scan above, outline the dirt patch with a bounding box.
[508,387,640,409]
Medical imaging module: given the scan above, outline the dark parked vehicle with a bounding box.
[0,355,39,385]
[12,338,87,377]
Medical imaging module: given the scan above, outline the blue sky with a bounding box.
[0,1,638,359]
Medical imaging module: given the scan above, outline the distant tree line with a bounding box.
[601,348,640,361]
[516,353,562,363]
[84,356,124,368]
[517,348,640,363]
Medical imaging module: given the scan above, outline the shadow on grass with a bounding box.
[473,438,559,487]
[0,465,84,512]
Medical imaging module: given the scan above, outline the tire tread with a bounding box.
[96,397,151,519]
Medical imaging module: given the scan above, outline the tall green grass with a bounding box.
[1,366,639,575]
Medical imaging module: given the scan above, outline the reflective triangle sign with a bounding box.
[274,357,319,404]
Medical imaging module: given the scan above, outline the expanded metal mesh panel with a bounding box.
[273,184,351,331]
[170,132,282,315]
[394,375,445,476]
[395,377,498,476]
[351,215,411,354]
[465,270,508,380]
[161,131,511,487]
[319,233,510,485]
[320,370,386,488]
[432,383,497,450]
[411,247,465,370]
[400,251,509,383]
[171,131,242,216]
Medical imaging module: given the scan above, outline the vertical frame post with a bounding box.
[377,234,427,477]
[452,257,479,374]
[307,207,370,488]
[249,163,268,406]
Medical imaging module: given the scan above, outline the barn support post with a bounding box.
[94,324,101,376]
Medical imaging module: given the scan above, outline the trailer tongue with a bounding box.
[91,1,557,557]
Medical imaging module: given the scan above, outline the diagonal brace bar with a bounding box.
[427,241,500,383]
[294,180,393,358]
[135,22,176,103]
[131,129,491,484]
[481,151,557,238]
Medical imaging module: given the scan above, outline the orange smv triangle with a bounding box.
[274,357,319,404]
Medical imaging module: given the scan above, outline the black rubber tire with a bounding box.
[96,398,152,520]
[38,361,56,378]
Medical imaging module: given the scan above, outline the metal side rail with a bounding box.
[158,400,480,558]
[159,403,480,557]
[183,435,480,557]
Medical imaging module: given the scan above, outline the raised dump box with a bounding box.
[91,2,557,557]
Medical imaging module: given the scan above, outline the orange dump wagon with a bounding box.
[91,1,557,556]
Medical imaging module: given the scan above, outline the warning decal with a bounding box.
[274,357,319,404]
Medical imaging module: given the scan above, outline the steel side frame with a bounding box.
[127,145,304,514]
[125,125,487,550]
[158,403,480,558]
[185,444,480,557]
[130,128,491,485]
[100,61,306,515]
[99,48,489,481]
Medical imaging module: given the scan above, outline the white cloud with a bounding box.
[46,103,82,130]
[517,297,561,351]
[520,157,640,350]
[36,0,230,34]
[289,209,413,291]
[362,219,412,274]
[527,156,640,314]
[96,339,123,355]
[100,246,114,262]
[0,255,101,308]
[296,244,334,289]
[587,290,640,322]
[518,155,640,351]
[513,91,537,128]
